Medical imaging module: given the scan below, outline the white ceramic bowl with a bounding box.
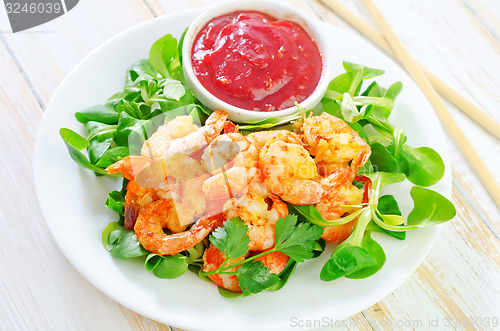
[182,0,335,122]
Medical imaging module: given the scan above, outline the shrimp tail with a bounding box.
[267,179,324,205]
[321,167,355,188]
[203,245,289,293]
[134,199,222,256]
[157,215,222,256]
[224,120,239,133]
[124,197,140,230]
[355,175,372,203]
[106,155,153,180]
[123,179,156,230]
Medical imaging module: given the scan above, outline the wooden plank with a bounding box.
[0,1,174,328]
[2,0,498,330]
[145,0,205,16]
[0,39,144,331]
[306,0,500,328]
[311,0,500,227]
[363,187,500,330]
[460,0,500,45]
[375,0,500,123]
[145,0,323,20]
[448,131,500,237]
[120,305,173,331]
[317,0,500,141]
[362,0,500,207]
[1,0,154,107]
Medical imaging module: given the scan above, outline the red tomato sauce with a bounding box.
[191,11,323,112]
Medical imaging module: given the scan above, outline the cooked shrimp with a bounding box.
[106,156,158,230]
[163,110,228,157]
[254,251,289,275]
[131,153,208,190]
[134,200,221,255]
[321,219,358,244]
[181,174,210,217]
[202,167,256,200]
[123,179,156,230]
[202,245,289,293]
[296,112,371,173]
[201,133,259,200]
[246,130,303,150]
[316,184,363,244]
[109,132,212,228]
[135,153,210,216]
[203,244,248,293]
[141,115,199,159]
[106,155,152,180]
[259,140,324,205]
[201,133,258,174]
[320,166,355,188]
[316,160,352,178]
[120,165,185,230]
[134,198,192,247]
[316,184,363,221]
[247,170,270,197]
[224,120,239,134]
[223,193,288,251]
[158,153,207,181]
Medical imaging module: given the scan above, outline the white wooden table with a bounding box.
[1,0,499,330]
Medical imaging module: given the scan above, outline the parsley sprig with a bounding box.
[200,215,323,295]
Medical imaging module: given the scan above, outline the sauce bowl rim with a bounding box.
[181,0,334,122]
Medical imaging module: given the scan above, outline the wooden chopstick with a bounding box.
[358,0,500,206]
[319,0,500,141]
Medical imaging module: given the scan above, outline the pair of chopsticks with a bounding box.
[318,0,500,139]
[318,0,500,206]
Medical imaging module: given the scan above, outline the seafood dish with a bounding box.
[60,6,455,297]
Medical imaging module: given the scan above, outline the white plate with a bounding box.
[34,9,451,331]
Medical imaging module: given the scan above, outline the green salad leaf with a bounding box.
[145,253,189,279]
[366,195,406,240]
[142,241,205,279]
[101,222,122,251]
[105,190,125,216]
[314,170,454,281]
[95,146,129,168]
[149,34,182,80]
[345,232,386,279]
[126,59,159,86]
[320,209,376,281]
[369,142,399,173]
[387,129,445,186]
[61,33,204,174]
[321,242,377,281]
[268,259,298,291]
[201,216,323,295]
[75,104,120,124]
[107,228,149,259]
[343,61,385,95]
[210,218,250,259]
[85,121,117,164]
[236,261,280,295]
[274,215,324,262]
[407,187,457,227]
[60,128,109,175]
